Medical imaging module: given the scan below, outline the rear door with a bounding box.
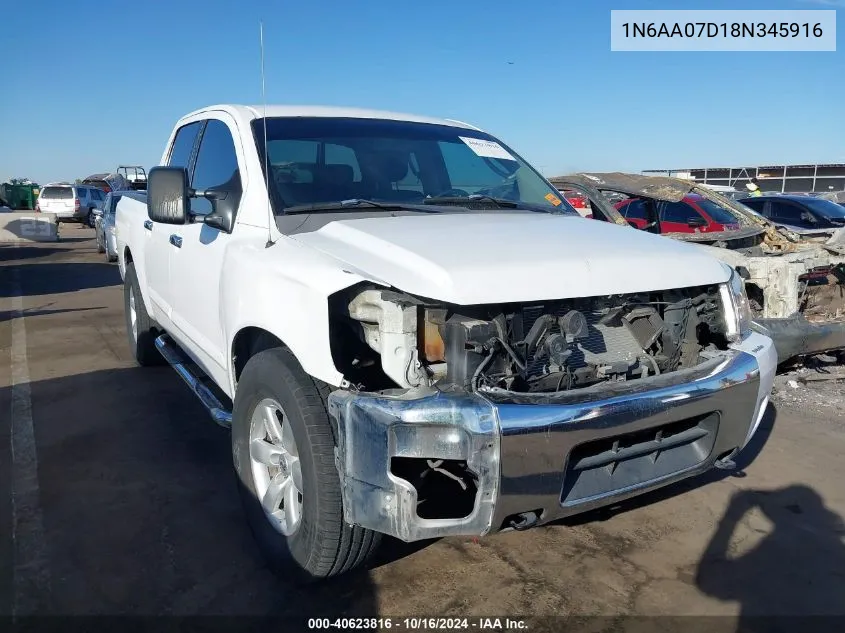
[144,120,202,327]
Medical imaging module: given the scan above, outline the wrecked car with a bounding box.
[115,106,776,582]
[550,172,845,364]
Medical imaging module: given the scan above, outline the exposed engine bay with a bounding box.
[330,284,731,395]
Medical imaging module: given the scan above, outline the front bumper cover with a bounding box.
[328,332,776,542]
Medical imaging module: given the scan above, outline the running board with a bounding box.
[154,334,232,428]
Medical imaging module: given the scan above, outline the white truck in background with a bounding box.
[115,104,776,582]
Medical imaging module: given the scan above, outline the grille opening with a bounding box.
[390,457,478,520]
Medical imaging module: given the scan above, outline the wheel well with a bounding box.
[124,247,133,263]
[232,327,287,384]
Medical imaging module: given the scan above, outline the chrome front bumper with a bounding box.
[328,332,776,542]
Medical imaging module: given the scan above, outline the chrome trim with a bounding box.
[155,334,232,427]
[143,219,153,231]
[328,348,761,542]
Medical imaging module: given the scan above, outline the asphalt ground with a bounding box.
[1,227,844,630]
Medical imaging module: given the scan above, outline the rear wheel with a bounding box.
[87,210,95,228]
[123,262,164,366]
[232,346,380,582]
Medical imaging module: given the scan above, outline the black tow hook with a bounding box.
[714,448,739,471]
[508,511,540,531]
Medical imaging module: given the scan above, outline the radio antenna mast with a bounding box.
[260,20,274,245]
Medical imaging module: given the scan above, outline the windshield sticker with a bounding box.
[545,192,562,206]
[459,137,516,161]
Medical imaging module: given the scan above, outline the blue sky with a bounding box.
[1,0,842,184]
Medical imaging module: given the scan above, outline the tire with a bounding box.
[123,262,164,366]
[87,210,95,228]
[232,347,380,582]
[107,251,118,263]
[96,232,105,253]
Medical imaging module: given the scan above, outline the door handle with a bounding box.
[169,234,183,248]
[143,219,153,231]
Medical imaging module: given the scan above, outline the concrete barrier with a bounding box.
[0,212,60,242]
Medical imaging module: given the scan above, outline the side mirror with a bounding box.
[687,216,708,228]
[147,166,189,225]
[92,208,103,216]
[194,171,241,233]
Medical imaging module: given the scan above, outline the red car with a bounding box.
[558,189,592,218]
[615,194,741,233]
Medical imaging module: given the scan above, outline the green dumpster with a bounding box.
[1,182,40,210]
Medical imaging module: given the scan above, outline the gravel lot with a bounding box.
[1,228,844,629]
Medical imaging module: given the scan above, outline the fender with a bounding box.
[221,235,387,397]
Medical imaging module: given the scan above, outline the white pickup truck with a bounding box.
[116,104,777,582]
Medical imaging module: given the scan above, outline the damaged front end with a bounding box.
[553,172,845,363]
[326,280,774,542]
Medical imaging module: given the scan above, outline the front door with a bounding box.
[168,116,243,387]
[144,120,203,328]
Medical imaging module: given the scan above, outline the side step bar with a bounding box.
[154,334,233,428]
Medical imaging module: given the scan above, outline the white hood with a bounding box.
[292,213,731,304]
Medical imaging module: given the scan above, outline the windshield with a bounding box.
[693,197,741,224]
[252,117,574,214]
[801,197,845,219]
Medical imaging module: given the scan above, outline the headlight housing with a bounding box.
[721,266,753,341]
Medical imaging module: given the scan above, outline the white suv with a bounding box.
[37,183,106,227]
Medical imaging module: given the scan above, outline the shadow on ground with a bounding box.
[697,484,845,629]
[0,367,380,617]
[0,262,120,297]
[0,246,73,262]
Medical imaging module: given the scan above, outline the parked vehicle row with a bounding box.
[36,182,106,227]
[93,192,121,261]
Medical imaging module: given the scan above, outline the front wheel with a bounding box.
[232,347,380,582]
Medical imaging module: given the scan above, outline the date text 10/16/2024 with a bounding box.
[308,618,529,630]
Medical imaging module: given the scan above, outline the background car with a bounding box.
[36,183,106,226]
[740,194,845,232]
[94,192,122,261]
[614,193,741,233]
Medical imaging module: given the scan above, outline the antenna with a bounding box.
[260,20,274,245]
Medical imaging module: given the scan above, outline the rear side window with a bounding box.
[660,201,701,224]
[694,198,739,224]
[75,188,87,200]
[41,186,72,199]
[769,201,804,223]
[740,198,765,212]
[167,121,202,169]
[620,199,647,220]
[190,119,241,215]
